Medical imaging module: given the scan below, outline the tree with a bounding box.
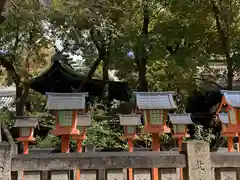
[0,0,51,144]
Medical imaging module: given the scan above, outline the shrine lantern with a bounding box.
[135,92,177,134]
[14,116,38,154]
[216,90,240,152]
[72,114,92,152]
[168,113,193,138]
[45,92,88,153]
[119,114,141,140]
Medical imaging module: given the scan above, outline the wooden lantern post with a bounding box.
[45,92,88,153]
[216,90,240,152]
[14,116,38,155]
[119,114,141,180]
[72,114,91,152]
[218,112,237,152]
[135,92,176,180]
[72,114,91,180]
[168,113,193,180]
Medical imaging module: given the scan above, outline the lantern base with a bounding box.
[173,134,189,139]
[72,133,86,141]
[52,127,79,136]
[121,135,138,140]
[222,125,238,134]
[223,132,238,137]
[16,137,35,142]
[144,125,170,134]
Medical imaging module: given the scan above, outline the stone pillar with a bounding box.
[182,140,213,180]
[0,142,11,180]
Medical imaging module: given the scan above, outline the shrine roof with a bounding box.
[168,113,193,124]
[218,113,229,124]
[221,90,240,108]
[135,92,177,109]
[45,92,88,110]
[14,116,38,128]
[30,60,130,101]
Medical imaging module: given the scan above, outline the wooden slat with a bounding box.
[51,170,69,180]
[24,171,41,180]
[133,169,151,180]
[215,168,237,180]
[159,168,177,180]
[107,169,124,180]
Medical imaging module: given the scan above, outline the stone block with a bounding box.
[182,140,213,180]
[107,169,124,180]
[159,168,178,180]
[133,169,151,180]
[80,170,97,180]
[215,168,237,180]
[51,170,69,180]
[24,171,41,180]
[0,142,11,180]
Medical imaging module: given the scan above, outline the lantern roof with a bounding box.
[118,114,142,125]
[135,92,177,109]
[77,114,91,126]
[218,113,229,124]
[168,113,193,124]
[14,116,38,128]
[45,92,88,110]
[221,90,240,108]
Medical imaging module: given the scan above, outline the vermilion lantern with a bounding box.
[216,90,240,152]
[168,113,193,138]
[14,116,38,154]
[135,92,176,134]
[45,92,88,153]
[119,114,141,140]
[72,114,91,152]
[135,92,177,180]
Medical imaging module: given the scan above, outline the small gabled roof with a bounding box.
[218,113,229,124]
[14,116,38,128]
[221,90,240,108]
[45,92,88,110]
[135,92,177,110]
[168,113,193,124]
[77,114,91,126]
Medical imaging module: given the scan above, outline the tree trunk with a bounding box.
[211,0,233,89]
[102,52,110,107]
[76,57,102,92]
[137,3,149,92]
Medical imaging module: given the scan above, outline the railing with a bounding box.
[0,141,240,180]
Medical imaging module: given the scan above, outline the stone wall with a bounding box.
[0,140,240,180]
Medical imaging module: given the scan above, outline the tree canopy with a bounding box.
[0,0,240,148]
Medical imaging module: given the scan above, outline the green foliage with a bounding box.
[3,0,240,148]
[35,134,60,148]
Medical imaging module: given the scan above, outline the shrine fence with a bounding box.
[0,140,240,180]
